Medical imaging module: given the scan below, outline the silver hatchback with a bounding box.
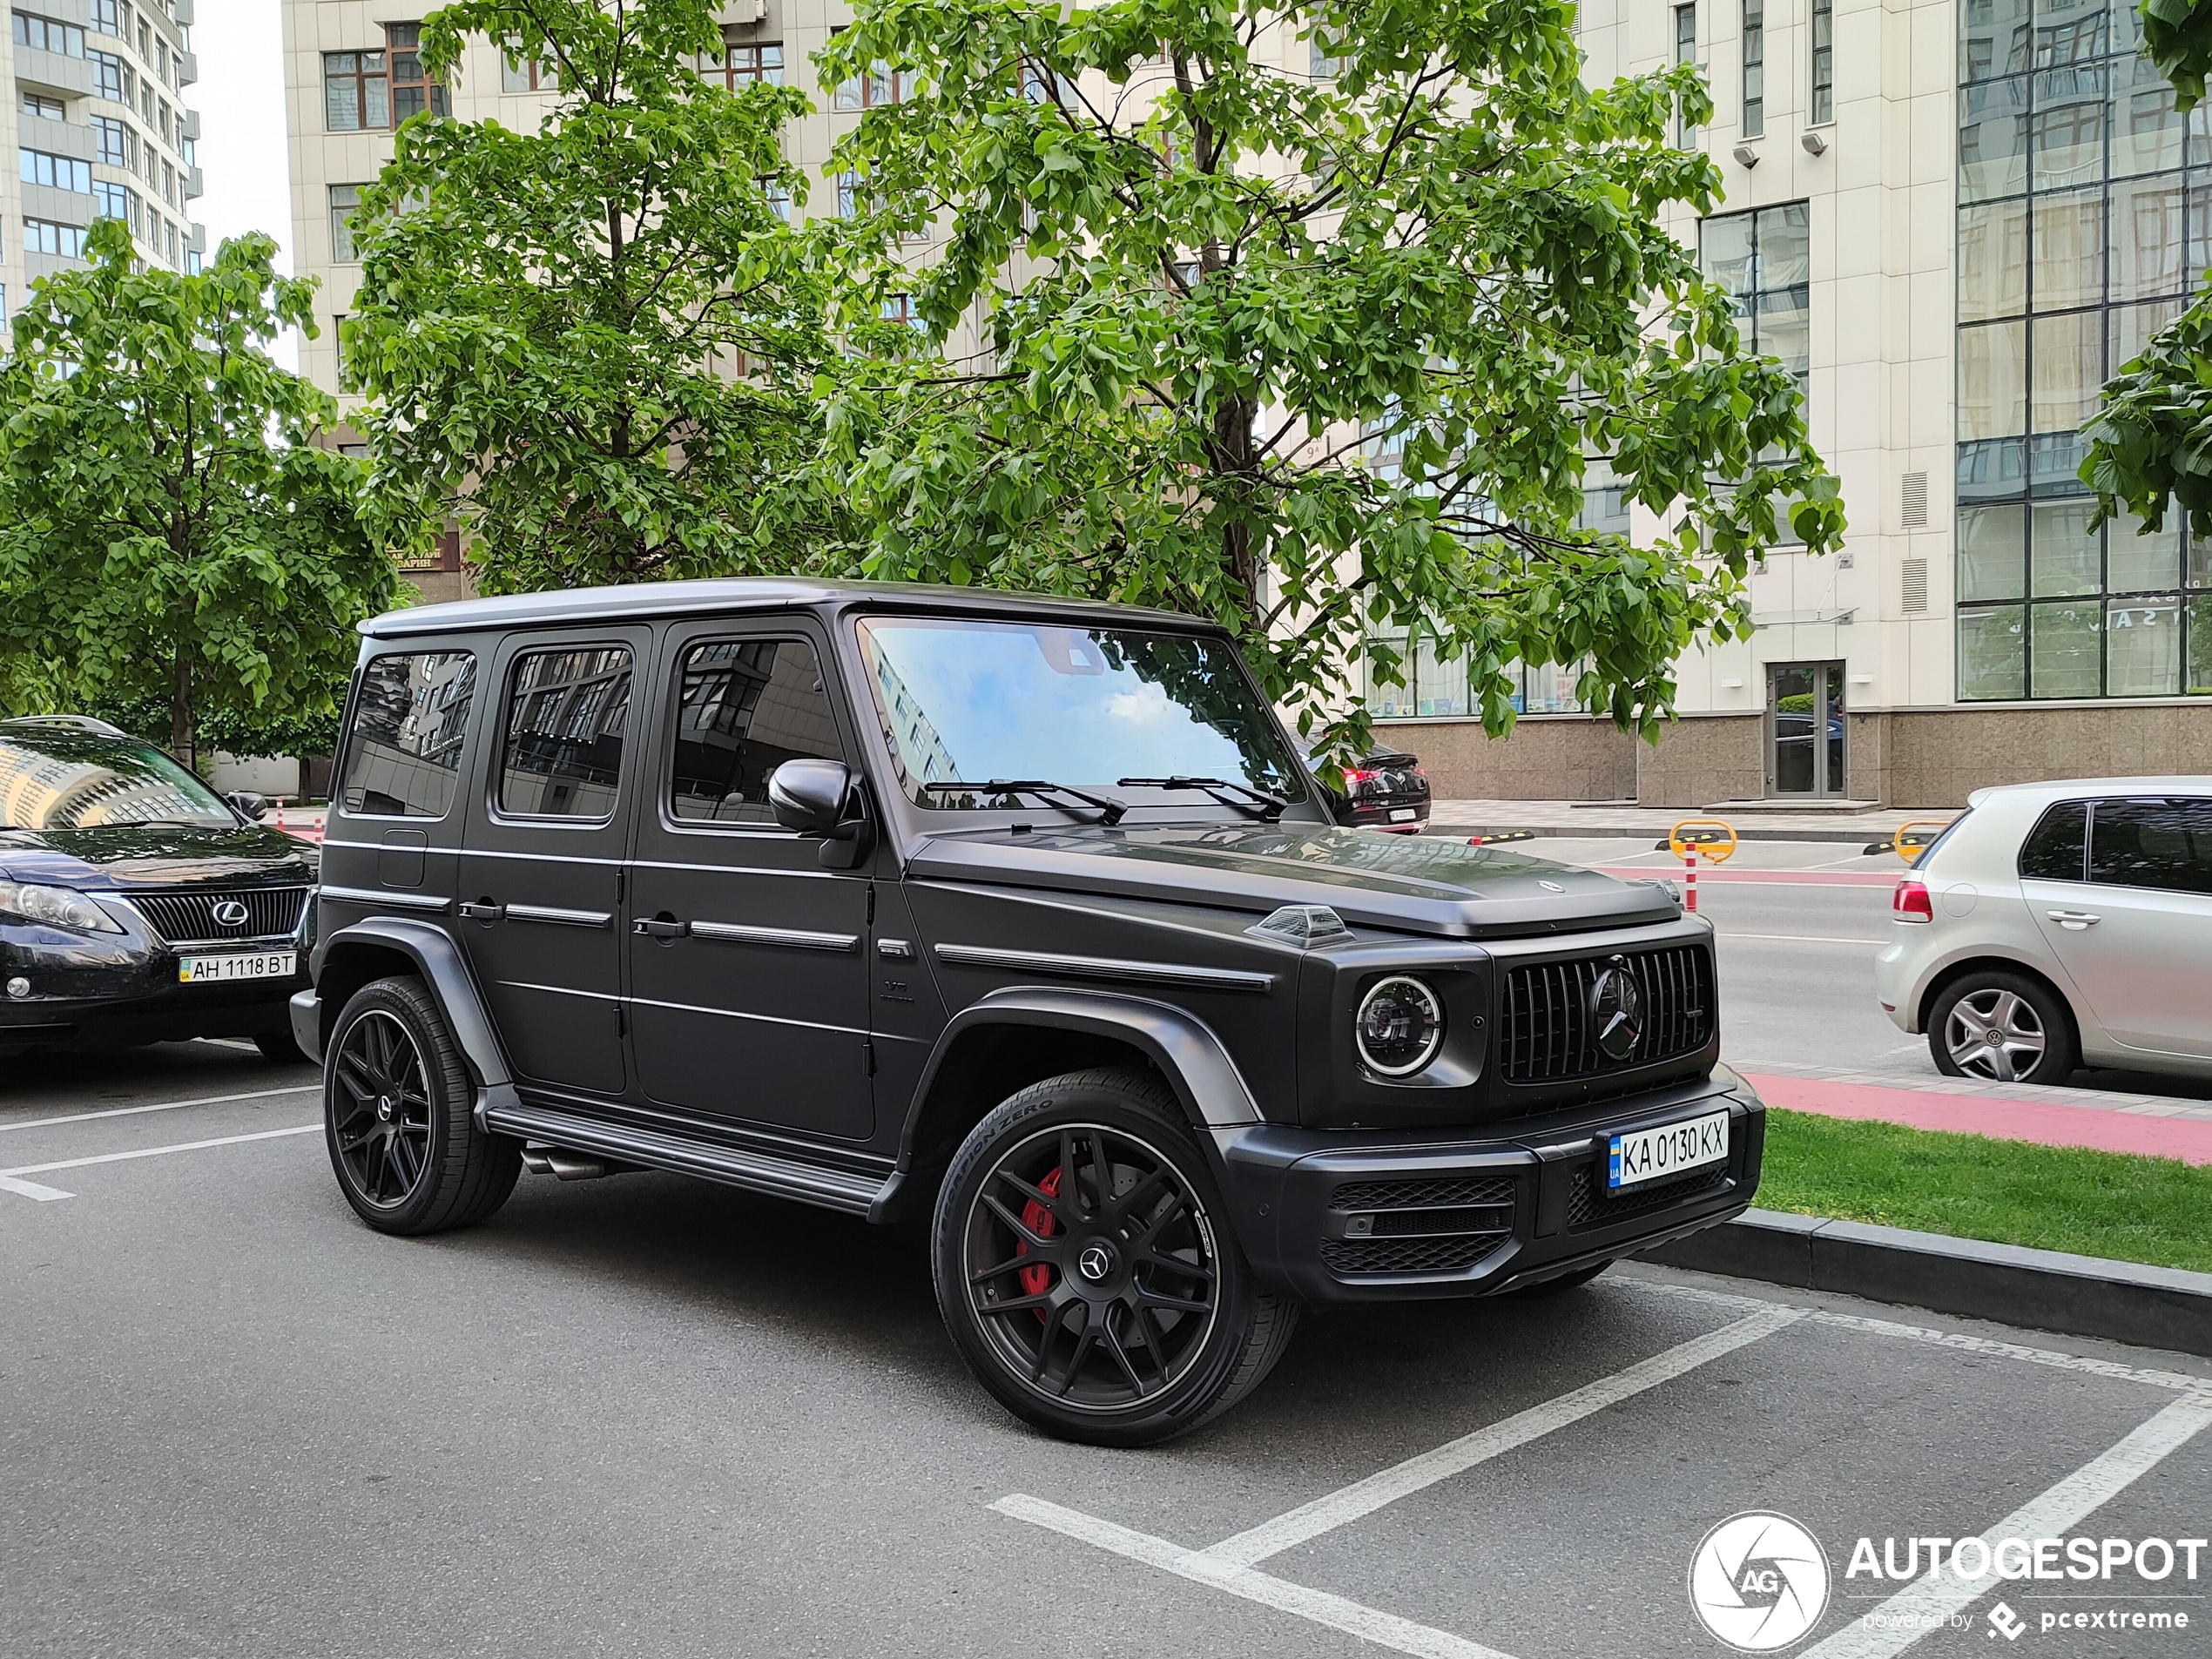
[1873,779,2212,1086]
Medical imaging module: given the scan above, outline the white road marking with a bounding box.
[1200,1306,1804,1568]
[0,1123,320,1183]
[1803,1388,2212,1658]
[0,1173,73,1201]
[992,1494,1517,1659]
[0,1084,318,1136]
[1714,933,1887,947]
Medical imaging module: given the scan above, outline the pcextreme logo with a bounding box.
[1689,1512,1832,1652]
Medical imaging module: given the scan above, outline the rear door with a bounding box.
[625,620,875,1141]
[455,628,648,1096]
[2027,795,2212,1059]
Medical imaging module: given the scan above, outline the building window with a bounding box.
[1310,32,1339,78]
[1676,3,1698,147]
[92,115,132,166]
[165,219,177,264]
[1364,639,1592,719]
[12,10,86,57]
[162,158,175,206]
[21,91,64,119]
[501,40,556,91]
[386,23,448,122]
[91,179,137,230]
[1700,201,1811,398]
[185,248,199,274]
[92,48,125,100]
[1811,0,1834,124]
[158,98,171,144]
[88,0,126,34]
[833,58,905,110]
[837,169,862,219]
[20,148,93,192]
[324,48,389,131]
[329,184,363,261]
[881,293,927,332]
[1741,0,1764,138]
[24,217,88,258]
[720,42,781,87]
[1953,1,2212,700]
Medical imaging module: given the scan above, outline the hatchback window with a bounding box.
[496,646,633,819]
[669,637,844,824]
[0,731,233,829]
[337,651,476,818]
[2087,798,2212,894]
[2016,800,2087,881]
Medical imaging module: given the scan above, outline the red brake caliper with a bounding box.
[1016,1166,1061,1304]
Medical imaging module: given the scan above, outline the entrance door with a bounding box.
[1767,662,1846,799]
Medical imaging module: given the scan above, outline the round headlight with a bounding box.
[1355,976,1445,1076]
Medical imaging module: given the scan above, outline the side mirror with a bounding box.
[768,759,852,836]
[224,792,270,822]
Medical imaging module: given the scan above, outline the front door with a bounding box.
[625,622,875,1142]
[455,629,648,1097]
[1767,662,1846,799]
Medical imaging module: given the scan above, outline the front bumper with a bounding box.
[1211,1066,1764,1304]
[1,922,307,1050]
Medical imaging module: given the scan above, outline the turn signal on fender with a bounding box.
[1893,880,1933,921]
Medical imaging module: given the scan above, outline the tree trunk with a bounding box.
[1211,391,1261,629]
[169,650,194,771]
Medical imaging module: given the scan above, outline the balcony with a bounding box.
[175,49,198,85]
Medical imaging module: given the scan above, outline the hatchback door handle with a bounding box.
[633,917,689,939]
[458,900,505,921]
[2047,910,2101,929]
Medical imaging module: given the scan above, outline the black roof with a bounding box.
[360,577,1209,639]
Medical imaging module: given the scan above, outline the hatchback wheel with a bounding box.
[1929,971,2078,1086]
[933,1068,1298,1447]
[324,975,520,1234]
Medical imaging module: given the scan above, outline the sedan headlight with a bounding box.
[0,880,125,934]
[1355,975,1445,1076]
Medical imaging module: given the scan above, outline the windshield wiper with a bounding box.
[921,779,1127,826]
[1118,776,1291,822]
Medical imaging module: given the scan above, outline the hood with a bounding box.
[0,823,318,890]
[907,821,1675,939]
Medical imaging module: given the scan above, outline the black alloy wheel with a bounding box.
[934,1068,1299,1447]
[323,975,520,1236]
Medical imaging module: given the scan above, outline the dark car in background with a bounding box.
[1308,745,1431,833]
[0,717,315,1060]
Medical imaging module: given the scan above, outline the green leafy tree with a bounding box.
[345,0,842,591]
[816,0,1844,756]
[0,222,395,768]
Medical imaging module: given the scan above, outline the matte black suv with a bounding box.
[0,717,315,1059]
[294,582,1762,1445]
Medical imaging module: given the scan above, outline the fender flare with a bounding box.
[312,917,514,1102]
[896,985,1263,1173]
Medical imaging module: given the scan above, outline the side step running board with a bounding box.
[483,1101,890,1217]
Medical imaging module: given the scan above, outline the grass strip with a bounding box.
[1760,1108,2212,1274]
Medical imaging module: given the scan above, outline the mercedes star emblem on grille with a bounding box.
[211,900,251,928]
[1587,955,1644,1061]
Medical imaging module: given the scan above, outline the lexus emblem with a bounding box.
[1588,957,1644,1061]
[1077,1244,1115,1283]
[211,900,251,928]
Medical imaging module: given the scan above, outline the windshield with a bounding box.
[855,617,1303,808]
[0,732,235,830]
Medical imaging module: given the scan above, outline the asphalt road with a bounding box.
[5,1036,2209,1659]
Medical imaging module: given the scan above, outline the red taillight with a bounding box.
[1893,880,1933,921]
[1342,767,1375,793]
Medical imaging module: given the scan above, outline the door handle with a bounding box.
[458,900,505,921]
[2046,910,2101,929]
[633,917,689,939]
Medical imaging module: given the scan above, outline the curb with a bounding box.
[1428,821,1905,846]
[1639,1209,2212,1359]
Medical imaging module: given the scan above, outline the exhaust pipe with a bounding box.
[520,1143,633,1181]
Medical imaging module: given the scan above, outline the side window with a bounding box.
[2087,798,2212,895]
[669,637,844,824]
[496,646,633,819]
[2016,799,2087,881]
[337,651,475,818]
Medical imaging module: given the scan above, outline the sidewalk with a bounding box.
[1428,798,1948,843]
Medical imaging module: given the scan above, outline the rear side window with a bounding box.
[496,646,633,819]
[338,651,476,818]
[2088,798,2212,894]
[2016,800,2087,881]
[670,637,844,824]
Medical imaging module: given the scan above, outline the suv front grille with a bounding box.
[1499,944,1714,1084]
[1321,1173,1517,1278]
[128,887,309,947]
[1566,1163,1731,1231]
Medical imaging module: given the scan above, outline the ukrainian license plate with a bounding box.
[1608,1108,1730,1191]
[179,951,296,984]
[1389,807,1417,822]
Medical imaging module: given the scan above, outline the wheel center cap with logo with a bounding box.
[1588,955,1645,1061]
[1688,1512,1831,1651]
[376,1096,395,1123]
[1076,1242,1117,1283]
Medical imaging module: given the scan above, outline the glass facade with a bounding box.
[1957,0,2212,698]
[1702,202,1811,399]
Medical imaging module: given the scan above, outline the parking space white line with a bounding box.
[1201,1305,1804,1568]
[0,1084,318,1136]
[0,1173,73,1201]
[992,1494,1517,1659]
[1803,1388,2212,1658]
[0,1123,320,1184]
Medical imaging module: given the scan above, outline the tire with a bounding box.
[932,1067,1299,1447]
[255,1027,307,1064]
[1928,969,2079,1087]
[1509,1258,1615,1298]
[323,975,520,1235]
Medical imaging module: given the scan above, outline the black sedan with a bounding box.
[0,717,316,1060]
[1306,745,1431,833]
